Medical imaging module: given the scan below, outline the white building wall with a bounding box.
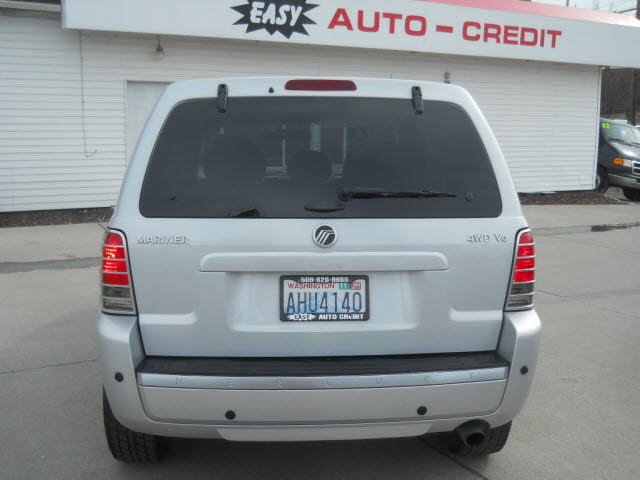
[0,11,601,212]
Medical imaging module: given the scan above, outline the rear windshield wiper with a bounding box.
[338,187,456,201]
[225,207,263,218]
[304,200,345,212]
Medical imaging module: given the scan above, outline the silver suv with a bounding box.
[99,77,540,462]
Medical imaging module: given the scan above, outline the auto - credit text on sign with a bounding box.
[232,2,563,49]
[327,8,562,48]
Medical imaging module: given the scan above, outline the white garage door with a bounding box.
[126,82,169,162]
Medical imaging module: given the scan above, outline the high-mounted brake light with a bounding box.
[101,230,136,315]
[285,79,357,91]
[505,229,535,311]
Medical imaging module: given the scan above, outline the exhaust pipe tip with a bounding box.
[454,421,488,448]
[465,431,486,447]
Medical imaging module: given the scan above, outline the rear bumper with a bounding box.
[99,310,540,441]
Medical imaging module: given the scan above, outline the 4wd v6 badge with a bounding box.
[232,0,318,39]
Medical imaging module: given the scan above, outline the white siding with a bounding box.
[0,12,600,212]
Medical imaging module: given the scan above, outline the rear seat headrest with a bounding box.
[342,141,427,188]
[204,134,264,184]
[287,150,332,182]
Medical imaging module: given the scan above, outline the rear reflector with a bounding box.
[104,233,124,246]
[285,79,357,91]
[102,259,127,273]
[517,245,535,257]
[513,270,535,283]
[519,232,533,244]
[101,231,136,314]
[515,257,535,270]
[102,273,130,286]
[103,245,125,260]
[506,229,535,311]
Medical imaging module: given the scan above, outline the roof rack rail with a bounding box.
[412,86,423,114]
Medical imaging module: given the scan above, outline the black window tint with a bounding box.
[140,97,501,218]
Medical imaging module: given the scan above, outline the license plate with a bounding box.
[280,275,370,321]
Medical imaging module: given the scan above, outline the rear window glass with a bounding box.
[140,97,501,218]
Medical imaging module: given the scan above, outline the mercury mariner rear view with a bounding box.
[99,77,541,462]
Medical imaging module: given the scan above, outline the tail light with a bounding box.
[101,230,136,315]
[505,229,535,311]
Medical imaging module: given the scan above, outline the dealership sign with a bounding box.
[62,0,640,68]
[232,1,318,38]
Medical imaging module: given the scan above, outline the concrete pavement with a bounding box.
[523,204,640,230]
[0,222,105,264]
[1,202,640,479]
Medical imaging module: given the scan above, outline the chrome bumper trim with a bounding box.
[609,174,640,189]
[137,367,509,390]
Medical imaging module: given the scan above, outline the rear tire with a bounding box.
[103,389,169,462]
[449,421,512,456]
[595,167,609,193]
[622,187,640,201]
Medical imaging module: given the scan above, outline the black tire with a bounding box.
[103,389,169,462]
[449,421,512,456]
[595,167,609,193]
[622,187,640,201]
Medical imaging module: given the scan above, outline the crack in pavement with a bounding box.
[533,221,640,237]
[0,257,100,273]
[536,287,640,301]
[563,287,640,300]
[533,290,640,320]
[420,438,490,479]
[550,234,640,255]
[575,300,640,321]
[536,289,561,297]
[0,358,98,375]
